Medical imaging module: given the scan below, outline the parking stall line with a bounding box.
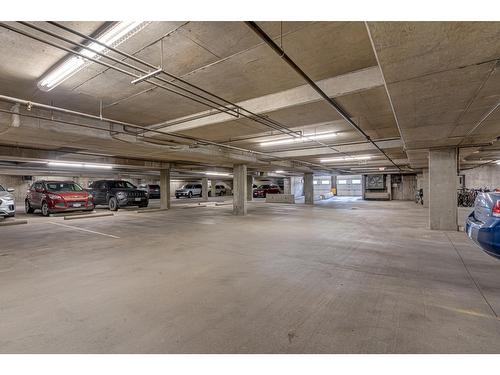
[48,221,120,239]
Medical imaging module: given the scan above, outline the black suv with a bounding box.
[88,180,148,211]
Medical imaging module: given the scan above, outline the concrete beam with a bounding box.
[268,139,403,159]
[150,67,383,133]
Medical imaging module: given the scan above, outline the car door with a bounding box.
[92,181,108,205]
[32,182,44,208]
[195,184,202,196]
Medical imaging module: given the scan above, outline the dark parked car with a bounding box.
[138,184,160,199]
[253,184,281,198]
[88,180,148,211]
[25,180,94,216]
[175,183,202,199]
[466,191,500,259]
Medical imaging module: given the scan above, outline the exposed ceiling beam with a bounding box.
[147,66,383,133]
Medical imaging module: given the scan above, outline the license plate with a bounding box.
[73,203,82,207]
[135,197,141,201]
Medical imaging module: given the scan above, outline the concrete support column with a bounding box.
[210,180,217,198]
[246,175,254,201]
[304,172,314,205]
[160,168,171,210]
[331,175,337,195]
[422,168,429,208]
[429,148,457,231]
[283,177,292,194]
[361,175,366,200]
[202,177,209,201]
[233,164,247,216]
[386,174,392,200]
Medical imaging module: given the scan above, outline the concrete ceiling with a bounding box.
[0,21,498,175]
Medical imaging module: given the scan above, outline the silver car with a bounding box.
[175,183,202,199]
[0,184,16,218]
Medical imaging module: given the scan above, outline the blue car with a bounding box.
[466,192,500,259]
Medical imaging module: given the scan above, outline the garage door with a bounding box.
[336,175,362,196]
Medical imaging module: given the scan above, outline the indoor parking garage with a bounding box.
[1,16,500,358]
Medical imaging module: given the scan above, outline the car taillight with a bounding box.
[493,200,500,217]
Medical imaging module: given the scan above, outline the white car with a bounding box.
[0,184,16,218]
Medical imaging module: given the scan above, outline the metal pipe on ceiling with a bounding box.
[244,21,402,172]
[41,21,348,156]
[18,22,299,139]
[45,21,302,138]
[3,21,348,161]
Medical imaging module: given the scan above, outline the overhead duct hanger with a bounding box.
[131,68,163,85]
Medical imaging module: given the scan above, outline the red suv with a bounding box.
[253,184,281,198]
[25,180,94,216]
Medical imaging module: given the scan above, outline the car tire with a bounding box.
[188,191,193,199]
[41,201,50,217]
[25,200,34,214]
[108,197,119,211]
[139,202,148,208]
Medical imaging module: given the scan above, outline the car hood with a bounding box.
[0,191,14,200]
[48,191,89,198]
[176,188,187,192]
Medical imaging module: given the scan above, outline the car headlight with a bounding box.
[116,191,125,197]
[87,194,93,200]
[48,194,62,200]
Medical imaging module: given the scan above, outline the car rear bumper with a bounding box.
[466,213,500,258]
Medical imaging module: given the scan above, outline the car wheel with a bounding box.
[41,201,50,217]
[108,197,119,211]
[25,200,34,214]
[188,191,193,198]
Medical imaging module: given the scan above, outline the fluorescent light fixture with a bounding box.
[275,170,285,173]
[497,160,500,165]
[260,131,338,147]
[204,171,230,176]
[320,155,372,163]
[47,161,112,169]
[38,22,148,91]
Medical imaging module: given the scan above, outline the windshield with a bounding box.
[0,184,4,191]
[258,185,270,189]
[109,181,136,189]
[46,182,83,192]
[184,184,193,189]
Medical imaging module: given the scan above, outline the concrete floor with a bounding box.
[1,198,500,353]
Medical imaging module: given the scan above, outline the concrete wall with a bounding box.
[462,164,500,190]
[291,176,304,198]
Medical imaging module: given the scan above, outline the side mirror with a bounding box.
[7,188,14,192]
